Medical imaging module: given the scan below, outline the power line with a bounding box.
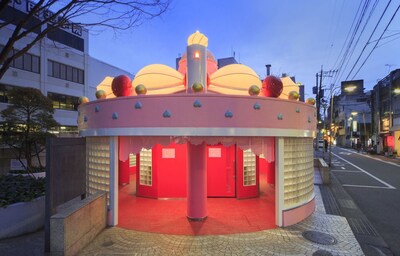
[331,1,364,70]
[343,0,379,80]
[345,0,392,80]
[352,3,400,78]
[331,0,370,86]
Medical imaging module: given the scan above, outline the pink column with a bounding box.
[187,142,207,220]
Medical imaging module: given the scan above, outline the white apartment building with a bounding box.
[0,1,133,136]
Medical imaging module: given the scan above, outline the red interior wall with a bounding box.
[118,136,130,185]
[266,161,275,185]
[118,159,130,185]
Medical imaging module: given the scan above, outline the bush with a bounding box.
[0,175,45,208]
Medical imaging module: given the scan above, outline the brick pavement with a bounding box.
[78,185,364,256]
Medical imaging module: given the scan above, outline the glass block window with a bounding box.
[139,149,152,186]
[243,149,256,186]
[283,137,314,209]
[129,153,136,167]
[86,137,110,204]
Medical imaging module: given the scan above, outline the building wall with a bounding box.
[333,80,372,148]
[0,6,133,172]
[0,16,133,131]
[372,69,400,154]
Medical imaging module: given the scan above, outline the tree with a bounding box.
[0,87,59,171]
[0,0,170,79]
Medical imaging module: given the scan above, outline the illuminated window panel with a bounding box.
[283,138,314,209]
[243,149,256,186]
[139,149,152,186]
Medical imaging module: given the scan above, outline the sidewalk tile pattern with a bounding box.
[79,186,364,256]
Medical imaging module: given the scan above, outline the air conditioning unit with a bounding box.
[65,52,69,58]
[12,70,18,77]
[65,82,69,88]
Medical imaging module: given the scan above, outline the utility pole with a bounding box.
[319,66,323,121]
[315,66,337,152]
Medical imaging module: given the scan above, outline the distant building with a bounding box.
[331,80,372,148]
[217,57,238,68]
[0,2,133,137]
[371,69,400,155]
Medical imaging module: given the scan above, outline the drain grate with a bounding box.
[102,240,114,247]
[312,249,333,256]
[302,231,337,245]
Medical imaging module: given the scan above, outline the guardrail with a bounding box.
[316,158,330,184]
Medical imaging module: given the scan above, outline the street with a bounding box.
[330,146,400,255]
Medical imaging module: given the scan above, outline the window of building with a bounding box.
[77,69,84,84]
[48,60,84,84]
[0,84,13,103]
[32,55,40,73]
[48,92,79,111]
[60,64,66,80]
[49,126,79,137]
[0,45,40,74]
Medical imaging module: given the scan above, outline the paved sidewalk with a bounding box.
[78,185,363,256]
[0,149,370,256]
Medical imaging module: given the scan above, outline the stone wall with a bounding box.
[50,192,107,256]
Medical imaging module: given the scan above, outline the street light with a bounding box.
[344,85,357,93]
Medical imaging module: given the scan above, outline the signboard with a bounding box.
[10,159,27,171]
[208,148,221,158]
[8,0,83,37]
[387,136,394,147]
[162,148,175,159]
[352,120,358,132]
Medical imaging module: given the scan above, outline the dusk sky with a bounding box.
[88,0,400,99]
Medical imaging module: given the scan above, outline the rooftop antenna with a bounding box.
[385,64,396,73]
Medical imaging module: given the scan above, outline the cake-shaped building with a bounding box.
[78,31,317,228]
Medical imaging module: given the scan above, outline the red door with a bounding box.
[156,143,187,198]
[207,144,235,197]
[236,148,259,199]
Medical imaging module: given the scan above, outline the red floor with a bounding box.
[118,172,276,235]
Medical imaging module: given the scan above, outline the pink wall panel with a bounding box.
[282,199,315,227]
[78,95,316,135]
